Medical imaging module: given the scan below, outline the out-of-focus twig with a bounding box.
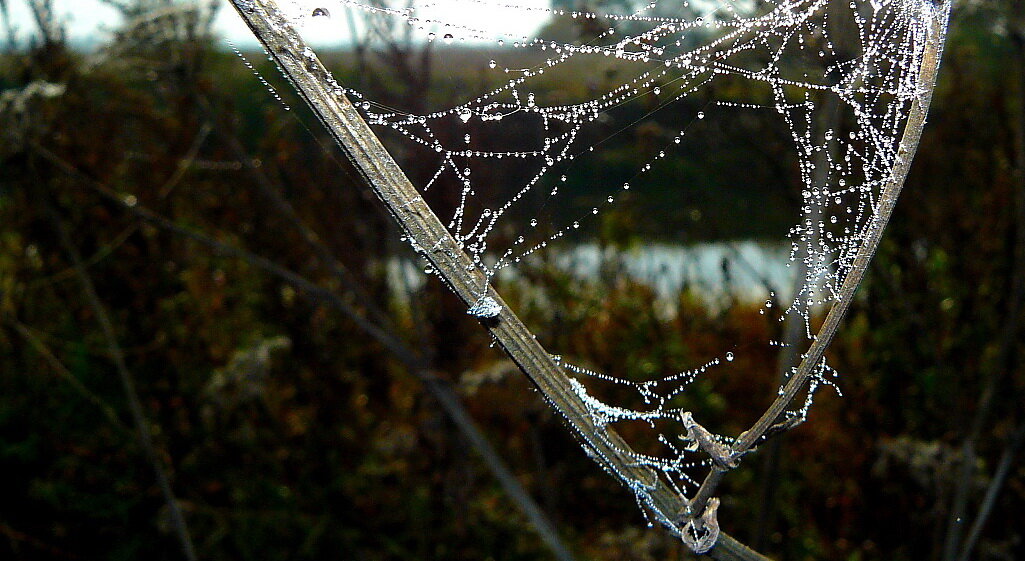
[193,94,396,332]
[42,198,197,561]
[956,421,1025,561]
[5,318,130,434]
[33,141,579,561]
[942,24,1025,561]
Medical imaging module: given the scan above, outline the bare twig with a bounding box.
[752,85,842,550]
[26,0,63,47]
[42,199,198,561]
[730,0,948,460]
[0,521,80,560]
[32,140,412,363]
[33,143,578,561]
[690,4,950,525]
[193,93,396,332]
[32,123,209,289]
[5,318,131,434]
[942,24,1025,561]
[956,421,1025,561]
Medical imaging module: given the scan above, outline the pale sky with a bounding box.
[2,0,551,48]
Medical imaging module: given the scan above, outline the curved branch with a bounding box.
[690,0,952,521]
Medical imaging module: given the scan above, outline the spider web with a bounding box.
[254,0,947,528]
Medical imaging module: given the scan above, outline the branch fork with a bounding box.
[681,412,739,471]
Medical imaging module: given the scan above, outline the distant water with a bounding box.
[552,242,795,307]
[389,241,797,311]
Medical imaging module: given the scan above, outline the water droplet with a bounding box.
[311,7,330,17]
[443,33,455,44]
[697,111,705,119]
[726,352,734,362]
[468,295,502,318]
[488,59,497,69]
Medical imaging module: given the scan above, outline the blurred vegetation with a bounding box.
[0,1,1023,561]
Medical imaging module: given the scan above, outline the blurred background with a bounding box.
[1,0,1023,560]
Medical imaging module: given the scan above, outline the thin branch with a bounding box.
[193,93,396,332]
[419,372,579,561]
[690,4,950,524]
[206,102,582,559]
[4,317,131,434]
[730,0,948,459]
[26,0,63,47]
[752,84,842,550]
[32,124,209,290]
[956,421,1025,561]
[32,140,413,365]
[33,143,578,561]
[942,26,1025,561]
[0,0,18,52]
[0,522,80,560]
[42,199,198,561]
